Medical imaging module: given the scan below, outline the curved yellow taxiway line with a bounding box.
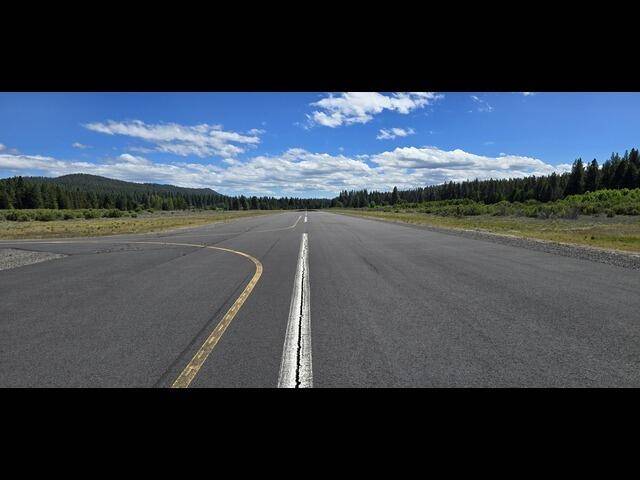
[0,239,263,388]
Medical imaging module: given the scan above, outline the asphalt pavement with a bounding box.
[1,210,638,387]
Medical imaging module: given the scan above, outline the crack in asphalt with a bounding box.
[295,259,306,388]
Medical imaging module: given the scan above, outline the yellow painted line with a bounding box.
[105,241,263,388]
[0,238,263,388]
[159,243,262,388]
[200,213,302,235]
[252,215,301,233]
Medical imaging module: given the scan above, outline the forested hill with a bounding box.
[0,173,332,211]
[0,174,227,211]
[26,174,221,196]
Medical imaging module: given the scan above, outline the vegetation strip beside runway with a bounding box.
[0,209,277,240]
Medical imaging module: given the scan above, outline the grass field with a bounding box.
[337,209,640,253]
[0,209,277,240]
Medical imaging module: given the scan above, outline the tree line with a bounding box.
[0,174,331,211]
[334,148,640,207]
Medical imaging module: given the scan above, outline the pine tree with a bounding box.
[584,159,600,192]
[0,185,11,209]
[612,160,628,189]
[629,148,640,169]
[623,162,638,189]
[565,158,585,196]
[391,186,399,205]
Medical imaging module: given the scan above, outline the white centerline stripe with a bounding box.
[278,233,312,388]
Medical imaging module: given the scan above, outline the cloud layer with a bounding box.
[377,127,415,140]
[83,120,262,158]
[0,145,570,197]
[308,92,443,128]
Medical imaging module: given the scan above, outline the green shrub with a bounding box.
[4,211,34,221]
[35,211,58,221]
[560,206,580,220]
[104,209,124,218]
[383,188,640,219]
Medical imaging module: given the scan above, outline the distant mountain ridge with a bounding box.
[25,173,220,196]
[0,173,332,210]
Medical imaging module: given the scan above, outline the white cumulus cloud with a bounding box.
[0,143,570,197]
[371,147,568,184]
[307,92,443,128]
[83,120,263,158]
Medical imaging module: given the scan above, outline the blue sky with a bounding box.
[1,92,639,197]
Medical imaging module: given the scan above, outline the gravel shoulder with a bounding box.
[0,248,67,272]
[424,224,640,270]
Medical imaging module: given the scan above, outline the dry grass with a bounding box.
[337,209,640,253]
[0,210,277,240]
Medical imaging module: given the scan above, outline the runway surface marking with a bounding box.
[164,242,263,388]
[164,214,302,237]
[278,233,312,388]
[0,238,262,388]
[252,215,301,234]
